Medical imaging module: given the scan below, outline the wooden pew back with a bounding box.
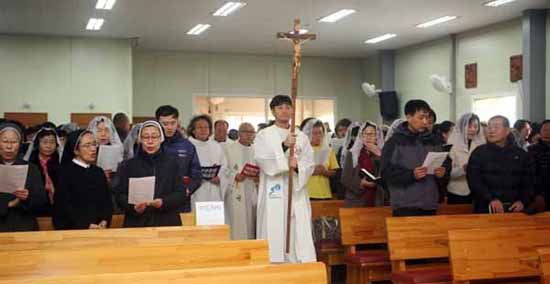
[311,200,345,220]
[449,226,550,283]
[37,213,194,230]
[0,225,229,252]
[0,239,269,280]
[339,207,392,246]
[0,263,326,284]
[436,204,472,215]
[386,213,550,271]
[538,247,550,284]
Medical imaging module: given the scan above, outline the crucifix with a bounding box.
[276,19,316,254]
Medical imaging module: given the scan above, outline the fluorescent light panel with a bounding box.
[364,33,396,44]
[318,9,356,23]
[484,0,516,7]
[86,18,104,30]
[213,2,247,16]
[95,0,116,10]
[416,15,457,28]
[187,24,211,35]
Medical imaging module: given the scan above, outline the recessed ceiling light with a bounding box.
[95,0,116,10]
[484,0,516,7]
[364,34,396,44]
[187,24,211,35]
[213,2,247,16]
[318,9,356,23]
[86,18,104,31]
[416,16,457,28]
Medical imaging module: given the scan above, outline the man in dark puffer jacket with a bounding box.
[467,115,534,214]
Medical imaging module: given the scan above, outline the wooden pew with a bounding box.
[538,247,550,284]
[0,239,269,280]
[0,225,229,252]
[311,200,345,283]
[386,213,550,284]
[449,226,550,284]
[37,213,194,230]
[436,203,472,215]
[0,262,327,284]
[339,207,393,284]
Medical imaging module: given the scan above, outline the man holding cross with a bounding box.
[253,95,316,263]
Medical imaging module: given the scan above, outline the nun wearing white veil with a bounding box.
[341,121,387,207]
[123,123,142,160]
[302,119,340,200]
[88,116,124,181]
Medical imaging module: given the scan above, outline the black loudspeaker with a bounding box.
[378,91,399,121]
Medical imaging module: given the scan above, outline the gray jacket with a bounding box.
[380,122,449,210]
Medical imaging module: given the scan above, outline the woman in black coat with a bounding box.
[0,122,47,232]
[114,121,187,227]
[53,130,113,230]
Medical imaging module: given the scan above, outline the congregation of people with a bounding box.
[1,95,549,262]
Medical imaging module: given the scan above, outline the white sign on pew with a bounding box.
[195,201,225,225]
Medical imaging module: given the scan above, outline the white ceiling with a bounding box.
[0,0,548,58]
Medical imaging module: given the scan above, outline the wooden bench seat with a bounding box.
[0,225,229,252]
[538,247,550,284]
[339,207,393,284]
[0,239,269,280]
[0,262,327,284]
[449,226,550,284]
[311,200,346,284]
[386,213,550,284]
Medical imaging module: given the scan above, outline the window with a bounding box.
[194,96,335,130]
[472,95,516,123]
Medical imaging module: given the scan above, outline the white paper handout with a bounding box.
[128,176,155,205]
[195,201,225,225]
[421,152,448,175]
[97,145,123,172]
[0,165,28,194]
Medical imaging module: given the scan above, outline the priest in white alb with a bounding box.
[223,122,259,240]
[253,95,316,263]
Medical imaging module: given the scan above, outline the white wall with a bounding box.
[361,55,383,123]
[133,50,372,124]
[395,37,453,120]
[455,19,522,118]
[547,10,550,117]
[0,35,133,124]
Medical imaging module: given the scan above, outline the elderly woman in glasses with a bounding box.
[114,121,187,227]
[53,129,113,230]
[0,122,47,232]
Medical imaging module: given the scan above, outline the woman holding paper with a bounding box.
[447,113,485,204]
[25,127,62,216]
[53,130,113,230]
[342,121,387,207]
[303,119,339,200]
[187,115,228,210]
[0,122,47,232]
[87,116,123,182]
[114,121,187,227]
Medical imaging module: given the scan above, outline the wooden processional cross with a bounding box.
[276,19,316,254]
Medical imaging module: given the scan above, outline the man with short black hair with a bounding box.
[155,105,201,212]
[381,100,449,216]
[113,113,130,142]
[467,115,533,214]
[253,94,316,263]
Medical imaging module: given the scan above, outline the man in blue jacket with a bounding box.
[155,105,202,212]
